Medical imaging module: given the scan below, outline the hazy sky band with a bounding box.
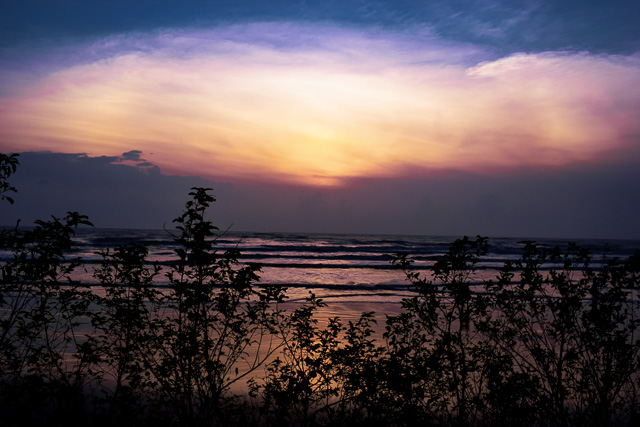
[2,23,639,186]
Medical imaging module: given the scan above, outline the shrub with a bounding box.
[2,152,640,426]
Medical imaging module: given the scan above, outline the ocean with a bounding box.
[66,228,640,304]
[3,226,640,416]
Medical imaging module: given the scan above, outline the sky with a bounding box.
[1,1,640,239]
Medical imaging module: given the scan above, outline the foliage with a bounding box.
[1,152,640,426]
[0,152,19,204]
[387,238,640,426]
[384,236,497,425]
[91,243,162,423]
[0,211,96,425]
[256,293,384,426]
[138,187,287,426]
[478,242,640,426]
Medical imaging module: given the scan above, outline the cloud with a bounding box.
[3,151,215,228]
[6,150,639,239]
[114,149,156,168]
[121,149,143,160]
[1,23,640,188]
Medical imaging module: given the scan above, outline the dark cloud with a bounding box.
[3,152,219,229]
[3,151,639,240]
[212,163,640,239]
[121,150,143,161]
[114,150,156,169]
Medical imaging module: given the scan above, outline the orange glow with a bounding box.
[1,29,639,186]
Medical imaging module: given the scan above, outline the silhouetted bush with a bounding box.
[0,153,18,205]
[2,153,640,426]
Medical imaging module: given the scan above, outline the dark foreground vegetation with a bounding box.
[2,153,640,426]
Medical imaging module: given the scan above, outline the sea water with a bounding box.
[3,228,639,394]
[63,228,640,304]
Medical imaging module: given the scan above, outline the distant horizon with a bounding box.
[4,222,640,244]
[2,2,640,240]
[2,148,639,240]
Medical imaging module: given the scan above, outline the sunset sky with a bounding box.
[1,1,639,239]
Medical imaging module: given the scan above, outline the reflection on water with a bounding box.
[3,228,635,304]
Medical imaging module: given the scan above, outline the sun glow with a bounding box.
[1,26,639,186]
